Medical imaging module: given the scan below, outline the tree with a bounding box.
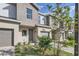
[47,3,72,55]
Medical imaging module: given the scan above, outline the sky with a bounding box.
[37,3,75,18]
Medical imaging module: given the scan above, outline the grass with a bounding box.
[61,50,73,56]
[45,48,73,56]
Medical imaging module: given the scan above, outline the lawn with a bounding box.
[44,48,73,56]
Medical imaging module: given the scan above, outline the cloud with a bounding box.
[39,5,44,8]
[39,5,45,10]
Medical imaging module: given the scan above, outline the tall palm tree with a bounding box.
[47,3,72,55]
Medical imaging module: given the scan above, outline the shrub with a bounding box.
[38,36,52,55]
[15,36,53,56]
[67,36,75,47]
[15,42,22,56]
[67,36,74,41]
[15,42,40,56]
[62,36,75,47]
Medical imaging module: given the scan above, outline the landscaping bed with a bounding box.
[15,43,73,56]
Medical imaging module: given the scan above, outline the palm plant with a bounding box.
[47,3,72,55]
[38,36,52,55]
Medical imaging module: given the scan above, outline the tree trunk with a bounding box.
[56,25,62,56]
[56,34,61,56]
[52,31,56,55]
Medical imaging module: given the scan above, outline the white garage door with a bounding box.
[0,29,14,47]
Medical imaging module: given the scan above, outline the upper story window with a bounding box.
[39,15,50,26]
[27,8,32,19]
[39,15,45,25]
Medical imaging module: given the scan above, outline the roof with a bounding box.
[8,3,40,10]
[31,3,40,10]
[38,12,52,16]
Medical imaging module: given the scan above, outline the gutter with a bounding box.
[35,24,51,29]
[0,17,21,24]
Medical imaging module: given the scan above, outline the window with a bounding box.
[27,8,32,19]
[45,16,49,26]
[41,31,50,37]
[39,15,49,26]
[39,16,45,25]
[38,16,40,24]
[22,30,27,36]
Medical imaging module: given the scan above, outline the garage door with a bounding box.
[0,29,14,47]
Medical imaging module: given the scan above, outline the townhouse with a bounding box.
[0,3,52,47]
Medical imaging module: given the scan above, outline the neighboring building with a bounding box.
[0,3,52,47]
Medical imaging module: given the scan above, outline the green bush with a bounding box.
[38,36,52,55]
[15,36,73,56]
[67,36,75,47]
[67,36,74,40]
[62,36,75,47]
[15,36,53,56]
[15,43,40,56]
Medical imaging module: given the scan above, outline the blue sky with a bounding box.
[37,3,75,18]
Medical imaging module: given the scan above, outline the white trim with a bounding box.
[0,17,21,24]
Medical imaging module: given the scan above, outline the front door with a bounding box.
[29,29,33,43]
[22,30,27,42]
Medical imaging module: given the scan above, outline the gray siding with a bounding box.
[0,3,16,19]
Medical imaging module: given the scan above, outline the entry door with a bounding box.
[22,30,27,42]
[29,29,33,43]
